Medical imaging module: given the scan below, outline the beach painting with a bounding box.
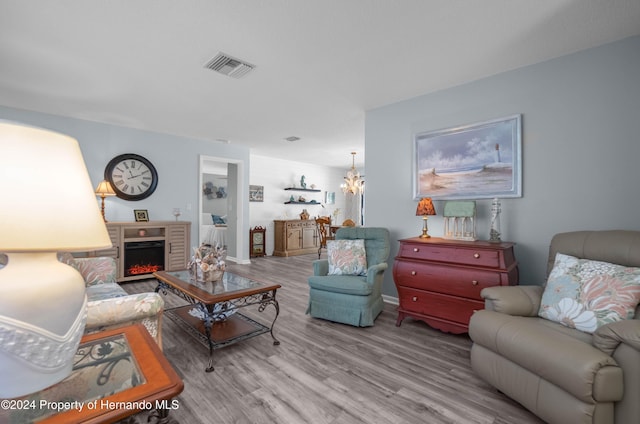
[413,115,522,200]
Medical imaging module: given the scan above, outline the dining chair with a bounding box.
[315,216,334,258]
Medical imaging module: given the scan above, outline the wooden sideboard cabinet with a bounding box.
[393,237,518,334]
[273,219,318,256]
[90,221,191,282]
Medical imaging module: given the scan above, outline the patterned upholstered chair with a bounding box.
[307,227,390,326]
[57,253,164,347]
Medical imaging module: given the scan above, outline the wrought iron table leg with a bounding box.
[270,299,280,346]
[201,305,215,373]
[259,290,281,346]
[148,407,178,424]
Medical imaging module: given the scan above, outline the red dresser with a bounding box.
[393,237,519,334]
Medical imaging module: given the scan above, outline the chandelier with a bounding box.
[341,152,365,195]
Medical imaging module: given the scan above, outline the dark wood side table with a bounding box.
[1,324,183,424]
[393,237,519,333]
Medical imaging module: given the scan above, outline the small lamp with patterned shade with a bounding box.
[416,197,436,238]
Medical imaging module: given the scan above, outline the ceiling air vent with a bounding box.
[204,52,255,79]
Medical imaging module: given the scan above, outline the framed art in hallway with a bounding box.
[413,114,522,200]
[249,185,264,202]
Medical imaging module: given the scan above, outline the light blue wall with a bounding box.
[0,106,251,262]
[366,36,640,297]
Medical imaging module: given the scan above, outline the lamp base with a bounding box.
[419,216,431,238]
[100,195,108,222]
[0,252,87,398]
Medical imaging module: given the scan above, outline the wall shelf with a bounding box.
[284,186,322,205]
[284,187,321,192]
[284,201,322,205]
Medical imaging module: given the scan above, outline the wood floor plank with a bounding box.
[121,254,544,424]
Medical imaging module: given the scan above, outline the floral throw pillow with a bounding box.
[538,253,640,333]
[327,239,368,276]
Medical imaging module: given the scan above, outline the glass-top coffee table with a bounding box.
[154,269,281,372]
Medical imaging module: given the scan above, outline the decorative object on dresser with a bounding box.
[443,200,477,241]
[94,180,116,222]
[489,198,502,242]
[0,121,112,398]
[393,237,518,333]
[88,221,191,283]
[250,226,266,257]
[415,197,436,238]
[273,219,319,256]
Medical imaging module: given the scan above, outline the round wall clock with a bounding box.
[104,153,158,201]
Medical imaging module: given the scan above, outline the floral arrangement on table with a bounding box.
[188,244,226,282]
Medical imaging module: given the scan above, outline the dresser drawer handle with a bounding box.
[473,253,480,259]
[413,248,419,252]
[412,296,418,302]
[411,271,417,276]
[472,280,479,286]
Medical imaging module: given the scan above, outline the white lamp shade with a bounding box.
[0,121,111,252]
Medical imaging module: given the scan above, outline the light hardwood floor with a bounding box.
[123,254,544,424]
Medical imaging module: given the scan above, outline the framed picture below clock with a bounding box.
[134,209,149,222]
[250,226,266,258]
[105,153,158,201]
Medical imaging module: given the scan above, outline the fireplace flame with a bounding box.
[127,263,163,275]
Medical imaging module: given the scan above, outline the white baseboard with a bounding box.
[382,294,399,305]
[226,256,251,265]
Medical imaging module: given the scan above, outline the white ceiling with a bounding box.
[1,1,639,169]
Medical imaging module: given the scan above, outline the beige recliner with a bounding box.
[469,230,640,424]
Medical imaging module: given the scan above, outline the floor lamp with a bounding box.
[0,121,111,398]
[95,180,116,222]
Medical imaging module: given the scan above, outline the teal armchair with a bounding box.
[306,227,390,326]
